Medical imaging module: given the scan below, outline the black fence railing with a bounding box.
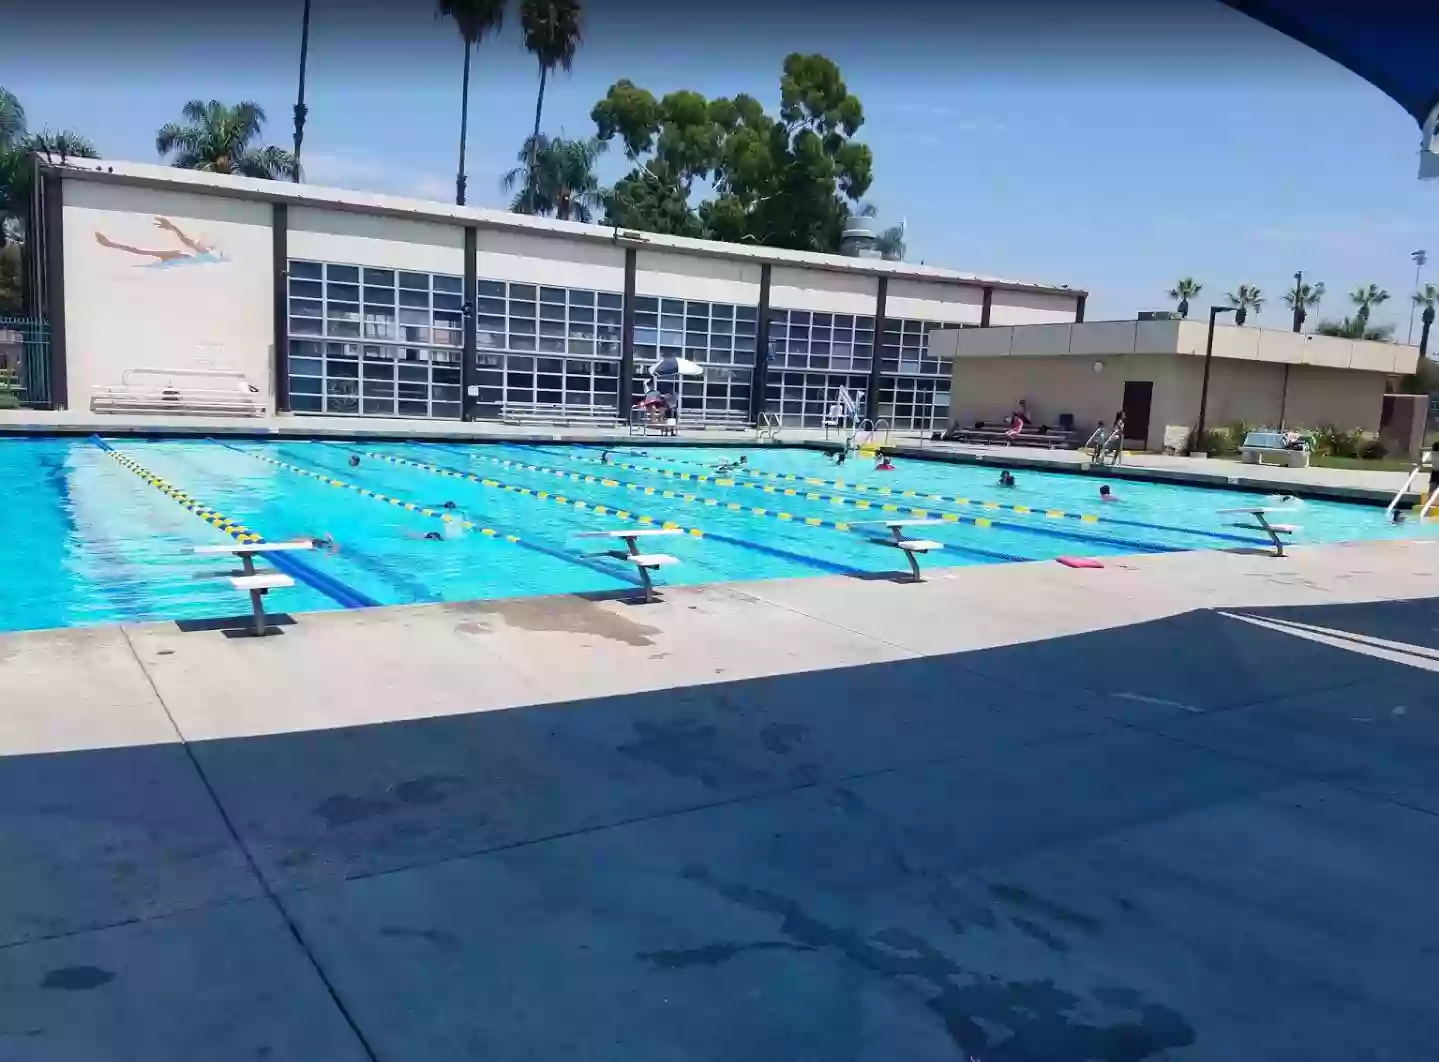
[0,316,52,408]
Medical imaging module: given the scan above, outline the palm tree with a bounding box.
[1414,283,1438,359]
[0,89,97,247]
[437,0,507,206]
[518,0,583,215]
[291,0,313,182]
[0,89,24,149]
[156,101,299,179]
[502,134,606,222]
[1226,284,1263,322]
[1315,317,1395,342]
[1281,278,1324,332]
[1349,283,1389,324]
[1168,277,1202,318]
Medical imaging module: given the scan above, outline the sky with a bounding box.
[3,0,1436,334]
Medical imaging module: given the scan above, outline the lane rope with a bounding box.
[91,437,377,609]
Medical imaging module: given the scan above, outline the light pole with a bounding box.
[1193,304,1239,451]
[1408,250,1428,345]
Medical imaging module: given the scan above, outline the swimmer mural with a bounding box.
[93,216,229,268]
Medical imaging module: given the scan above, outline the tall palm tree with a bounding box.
[1349,283,1390,324]
[502,134,606,222]
[518,0,583,215]
[1168,277,1201,318]
[0,89,24,149]
[291,0,312,182]
[437,0,507,206]
[156,101,299,179]
[1414,283,1438,358]
[1281,278,1324,332]
[1226,284,1263,322]
[0,97,97,248]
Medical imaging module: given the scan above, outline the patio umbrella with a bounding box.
[653,354,705,378]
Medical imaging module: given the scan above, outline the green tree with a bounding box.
[437,0,507,206]
[1281,277,1324,332]
[0,242,22,313]
[591,54,873,251]
[1411,283,1437,358]
[1349,283,1389,324]
[0,88,98,247]
[1315,317,1395,341]
[156,101,297,178]
[602,164,701,237]
[1167,277,1201,318]
[518,0,583,215]
[1226,283,1263,321]
[502,134,606,222]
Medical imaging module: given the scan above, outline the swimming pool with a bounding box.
[1,435,1428,633]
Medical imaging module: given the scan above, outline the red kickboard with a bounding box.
[1056,556,1104,569]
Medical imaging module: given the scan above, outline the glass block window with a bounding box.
[630,295,757,422]
[768,309,874,374]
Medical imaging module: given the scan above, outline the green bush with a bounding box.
[1304,425,1377,459]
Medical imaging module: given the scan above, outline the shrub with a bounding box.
[1360,437,1388,460]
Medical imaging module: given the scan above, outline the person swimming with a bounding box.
[303,532,339,553]
[998,470,1016,488]
[875,453,895,472]
[833,448,848,466]
[348,455,361,468]
[1099,485,1118,503]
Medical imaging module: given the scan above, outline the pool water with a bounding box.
[0,436,1427,633]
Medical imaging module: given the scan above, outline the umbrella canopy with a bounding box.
[652,355,705,378]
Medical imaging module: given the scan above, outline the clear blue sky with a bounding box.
[4,0,1436,333]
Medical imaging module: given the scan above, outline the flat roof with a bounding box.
[44,158,1085,299]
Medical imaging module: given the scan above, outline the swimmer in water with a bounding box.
[348,455,361,468]
[1099,485,1118,503]
[600,451,611,465]
[304,532,339,554]
[875,453,895,472]
[998,470,1016,488]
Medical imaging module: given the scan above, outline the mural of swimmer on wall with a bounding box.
[94,216,229,268]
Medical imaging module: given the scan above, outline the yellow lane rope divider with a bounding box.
[405,448,1009,535]
[103,448,267,544]
[236,448,521,542]
[544,447,1102,525]
[358,451,705,536]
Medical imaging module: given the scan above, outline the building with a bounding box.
[22,160,1085,431]
[931,318,1420,450]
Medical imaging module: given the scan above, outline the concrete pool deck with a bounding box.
[3,540,1439,1059]
[1,407,1426,504]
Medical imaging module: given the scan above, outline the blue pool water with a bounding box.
[0,436,1428,633]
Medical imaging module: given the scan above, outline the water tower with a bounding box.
[840,215,882,258]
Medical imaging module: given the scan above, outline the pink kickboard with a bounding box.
[1057,556,1104,569]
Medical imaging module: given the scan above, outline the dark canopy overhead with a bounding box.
[1222,0,1438,129]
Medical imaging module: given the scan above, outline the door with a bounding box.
[1121,381,1153,447]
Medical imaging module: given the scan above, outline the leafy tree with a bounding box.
[0,88,98,247]
[0,242,22,313]
[437,0,506,205]
[1167,277,1201,318]
[1315,317,1395,341]
[874,225,905,261]
[1281,278,1324,332]
[518,0,583,215]
[1411,283,1437,358]
[156,101,297,179]
[502,134,606,222]
[602,163,701,238]
[590,54,873,251]
[1226,284,1263,321]
[1349,283,1389,324]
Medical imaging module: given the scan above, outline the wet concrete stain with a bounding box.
[618,719,761,788]
[684,866,1194,1060]
[380,926,462,952]
[760,722,808,755]
[989,883,1102,934]
[41,966,114,991]
[451,598,660,647]
[1010,917,1071,953]
[315,774,462,828]
[639,940,815,969]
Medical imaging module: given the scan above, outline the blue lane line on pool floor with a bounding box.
[94,437,378,610]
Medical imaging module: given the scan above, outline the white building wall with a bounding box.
[290,206,464,275]
[480,229,626,292]
[770,265,874,314]
[637,249,762,306]
[886,278,984,324]
[62,180,274,409]
[988,288,1081,325]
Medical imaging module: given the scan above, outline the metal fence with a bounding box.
[0,316,51,407]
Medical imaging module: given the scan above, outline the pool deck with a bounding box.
[4,540,1439,1060]
[0,407,1426,504]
